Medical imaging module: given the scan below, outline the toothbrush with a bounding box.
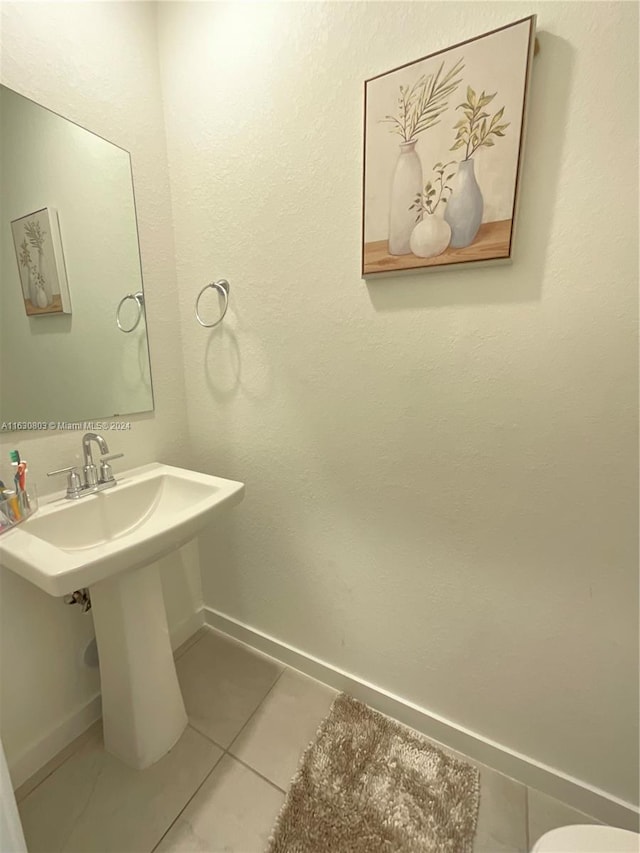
[9,450,29,512]
[17,462,29,510]
[13,472,23,515]
[5,491,21,522]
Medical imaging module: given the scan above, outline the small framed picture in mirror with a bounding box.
[11,207,71,316]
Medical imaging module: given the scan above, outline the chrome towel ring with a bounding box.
[195,279,229,328]
[116,291,144,333]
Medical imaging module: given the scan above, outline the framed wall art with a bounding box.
[11,207,71,315]
[362,16,536,277]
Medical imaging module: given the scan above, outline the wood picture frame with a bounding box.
[362,16,536,278]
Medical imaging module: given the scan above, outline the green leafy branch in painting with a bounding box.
[450,87,510,160]
[18,239,32,269]
[20,221,48,305]
[409,161,456,221]
[31,268,46,290]
[24,219,47,252]
[381,59,465,143]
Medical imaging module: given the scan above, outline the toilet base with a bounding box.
[532,824,639,852]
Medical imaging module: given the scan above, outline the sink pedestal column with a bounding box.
[90,562,188,769]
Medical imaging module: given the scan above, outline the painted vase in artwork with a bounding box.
[388,140,423,255]
[37,250,52,305]
[444,158,483,248]
[410,215,451,259]
[27,267,38,306]
[35,282,48,309]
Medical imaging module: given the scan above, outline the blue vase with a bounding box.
[444,158,483,248]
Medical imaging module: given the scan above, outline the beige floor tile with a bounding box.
[174,627,208,660]
[230,667,337,790]
[15,631,206,806]
[528,787,600,847]
[19,724,222,853]
[15,721,101,804]
[474,765,528,852]
[155,755,284,853]
[176,629,283,747]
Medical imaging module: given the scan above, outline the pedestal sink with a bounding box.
[0,463,244,769]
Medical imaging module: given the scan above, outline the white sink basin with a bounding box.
[0,461,244,771]
[0,462,244,596]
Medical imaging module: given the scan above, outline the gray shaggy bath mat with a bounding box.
[266,693,480,852]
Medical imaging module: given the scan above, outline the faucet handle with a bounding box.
[47,466,83,499]
[99,453,124,484]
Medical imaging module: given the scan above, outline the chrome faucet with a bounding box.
[47,432,124,499]
[82,432,109,487]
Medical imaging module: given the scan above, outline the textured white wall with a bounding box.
[0,1,201,781]
[158,0,639,806]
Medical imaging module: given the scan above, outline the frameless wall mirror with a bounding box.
[0,85,154,425]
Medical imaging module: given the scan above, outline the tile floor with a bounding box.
[16,628,601,853]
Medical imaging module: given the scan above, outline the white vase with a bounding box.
[444,158,483,248]
[388,140,423,256]
[36,283,48,308]
[410,215,451,258]
[28,267,38,306]
[38,250,52,305]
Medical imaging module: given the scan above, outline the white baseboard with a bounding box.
[9,609,205,792]
[170,607,205,652]
[9,693,102,790]
[203,606,639,833]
